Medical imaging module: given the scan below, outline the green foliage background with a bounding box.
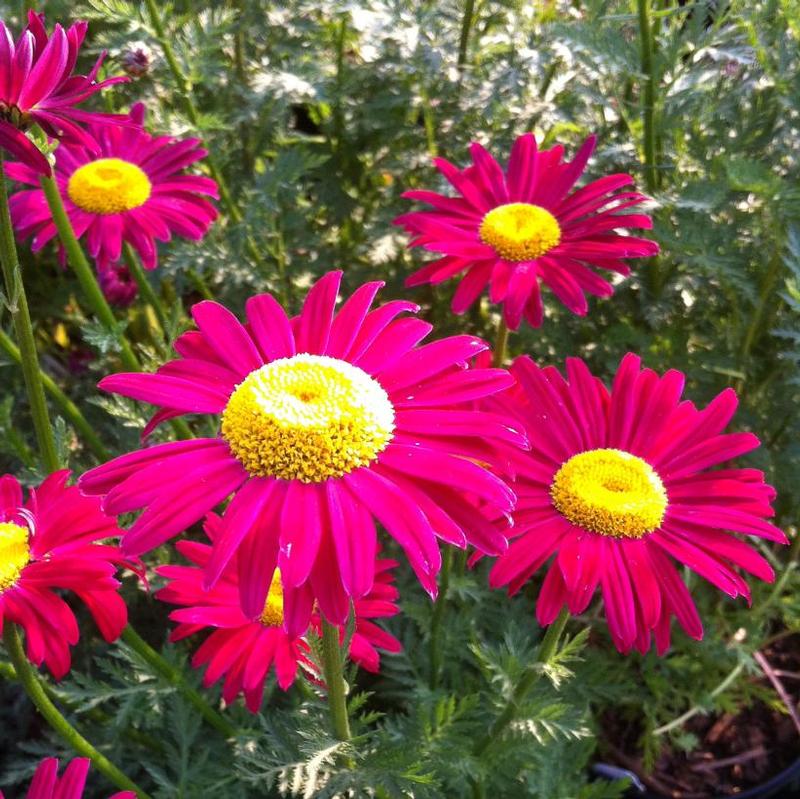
[0,0,799,796]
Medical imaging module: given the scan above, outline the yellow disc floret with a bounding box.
[221,354,395,483]
[550,448,668,539]
[0,521,30,592]
[259,569,284,627]
[479,202,561,262]
[67,158,152,215]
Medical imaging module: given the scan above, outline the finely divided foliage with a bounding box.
[0,2,797,798]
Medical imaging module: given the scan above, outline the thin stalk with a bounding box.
[472,607,570,757]
[38,175,139,372]
[120,626,236,739]
[143,0,234,217]
[320,617,351,742]
[0,155,60,472]
[187,268,215,301]
[429,547,453,690]
[0,327,111,461]
[122,243,169,337]
[492,318,509,367]
[456,0,478,75]
[38,177,193,440]
[3,625,152,798]
[637,0,658,194]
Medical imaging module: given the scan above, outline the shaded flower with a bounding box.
[97,261,137,307]
[0,471,127,678]
[0,757,134,799]
[120,41,153,78]
[5,102,218,272]
[488,353,786,654]
[395,134,659,330]
[155,513,402,711]
[0,10,127,175]
[81,271,522,635]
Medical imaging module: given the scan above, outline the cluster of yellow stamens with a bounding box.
[259,569,285,627]
[550,448,668,539]
[0,521,30,592]
[221,354,395,483]
[479,202,561,262]
[67,158,152,215]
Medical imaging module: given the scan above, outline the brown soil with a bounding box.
[600,635,800,798]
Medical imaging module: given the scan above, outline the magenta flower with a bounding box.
[0,10,127,175]
[5,103,218,271]
[156,513,401,711]
[488,353,787,654]
[0,471,127,678]
[81,271,522,636]
[395,134,659,329]
[0,758,134,799]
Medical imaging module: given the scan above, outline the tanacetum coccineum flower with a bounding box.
[394,134,659,329]
[488,353,787,655]
[0,758,134,799]
[6,103,218,271]
[0,11,127,175]
[155,513,401,711]
[0,471,127,678]
[80,271,522,635]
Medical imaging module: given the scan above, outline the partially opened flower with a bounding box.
[395,134,659,330]
[0,471,127,678]
[6,102,218,271]
[156,513,402,711]
[0,10,127,175]
[0,757,134,799]
[81,271,522,635]
[489,353,786,654]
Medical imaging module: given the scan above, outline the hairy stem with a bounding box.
[39,175,140,372]
[637,0,658,194]
[457,0,478,75]
[0,156,60,473]
[320,617,351,742]
[120,625,236,739]
[3,624,152,798]
[472,607,571,757]
[429,547,453,690]
[492,318,509,367]
[123,243,169,338]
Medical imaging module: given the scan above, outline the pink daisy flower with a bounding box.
[394,133,659,329]
[5,102,218,271]
[488,353,787,654]
[80,271,522,636]
[0,10,127,175]
[155,513,402,712]
[0,758,134,799]
[0,470,127,678]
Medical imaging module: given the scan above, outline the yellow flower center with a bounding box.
[221,354,395,483]
[0,522,30,592]
[479,202,561,261]
[550,448,668,539]
[67,158,152,215]
[259,569,284,627]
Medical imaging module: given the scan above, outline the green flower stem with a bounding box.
[120,625,237,739]
[187,268,215,301]
[492,318,509,368]
[39,176,193,440]
[0,327,111,461]
[637,0,658,194]
[122,243,169,338]
[320,617,351,742]
[39,174,139,372]
[456,0,477,75]
[472,607,571,757]
[3,624,152,798]
[429,547,453,690]
[0,156,61,473]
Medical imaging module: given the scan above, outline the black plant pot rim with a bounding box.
[592,756,800,799]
